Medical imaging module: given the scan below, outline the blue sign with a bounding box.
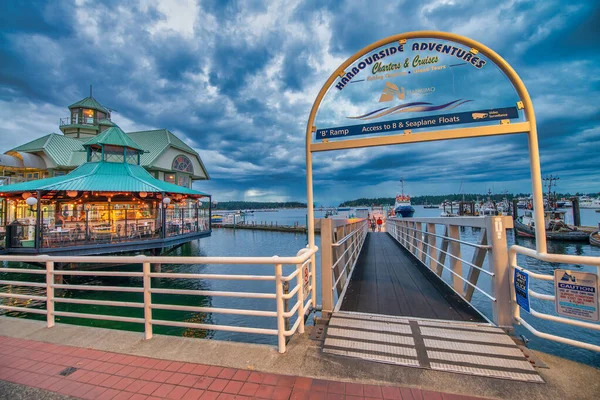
[316,106,519,140]
[514,269,530,313]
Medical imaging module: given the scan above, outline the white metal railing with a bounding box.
[320,218,368,314]
[386,216,514,327]
[0,247,318,353]
[509,245,600,352]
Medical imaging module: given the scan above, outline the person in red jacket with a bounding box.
[376,217,383,232]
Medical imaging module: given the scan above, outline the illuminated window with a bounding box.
[83,108,94,124]
[172,155,193,173]
[165,174,175,184]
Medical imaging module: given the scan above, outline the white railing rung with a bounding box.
[0,305,47,315]
[150,303,277,317]
[0,292,47,301]
[149,288,276,299]
[150,319,278,335]
[54,311,144,324]
[0,268,46,275]
[53,298,144,308]
[516,317,600,353]
[0,280,47,288]
[52,284,144,293]
[150,272,275,281]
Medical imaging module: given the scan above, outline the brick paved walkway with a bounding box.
[0,336,485,400]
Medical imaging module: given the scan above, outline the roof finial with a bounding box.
[90,85,92,97]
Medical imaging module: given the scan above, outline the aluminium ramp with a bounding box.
[323,311,543,383]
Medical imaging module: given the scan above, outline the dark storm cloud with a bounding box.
[0,0,598,204]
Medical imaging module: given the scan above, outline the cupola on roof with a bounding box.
[68,96,110,114]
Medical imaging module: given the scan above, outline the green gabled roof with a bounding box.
[98,118,116,126]
[84,126,144,151]
[9,134,86,166]
[127,129,209,178]
[127,129,196,165]
[0,161,208,196]
[68,96,110,113]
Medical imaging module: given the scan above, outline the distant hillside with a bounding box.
[214,201,307,210]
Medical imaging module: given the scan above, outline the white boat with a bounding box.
[579,196,600,209]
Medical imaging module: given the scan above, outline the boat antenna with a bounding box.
[399,178,405,197]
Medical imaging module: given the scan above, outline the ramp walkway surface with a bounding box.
[326,232,543,383]
[340,232,483,321]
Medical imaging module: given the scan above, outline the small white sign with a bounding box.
[554,269,599,321]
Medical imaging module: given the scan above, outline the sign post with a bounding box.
[554,270,599,321]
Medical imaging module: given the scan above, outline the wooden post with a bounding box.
[512,199,519,220]
[436,226,449,277]
[320,218,334,317]
[464,228,488,301]
[426,223,437,271]
[448,225,463,293]
[485,216,512,328]
[571,197,581,227]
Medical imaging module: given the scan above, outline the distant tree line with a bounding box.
[214,201,307,210]
[338,192,599,207]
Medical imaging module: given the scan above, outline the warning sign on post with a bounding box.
[554,270,599,321]
[514,269,530,313]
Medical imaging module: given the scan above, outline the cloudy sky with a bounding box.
[1,0,598,205]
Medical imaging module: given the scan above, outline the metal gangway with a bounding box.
[317,217,599,383]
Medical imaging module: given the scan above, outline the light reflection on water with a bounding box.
[1,206,599,367]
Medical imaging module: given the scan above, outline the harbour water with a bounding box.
[1,206,599,367]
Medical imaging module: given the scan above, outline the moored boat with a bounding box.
[515,210,589,241]
[393,179,415,218]
[590,231,600,246]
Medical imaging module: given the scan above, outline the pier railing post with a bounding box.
[320,218,334,316]
[274,260,286,353]
[426,223,437,272]
[485,216,513,328]
[295,251,305,334]
[46,261,54,328]
[143,262,153,340]
[448,225,463,293]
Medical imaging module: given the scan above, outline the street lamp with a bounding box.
[25,196,38,212]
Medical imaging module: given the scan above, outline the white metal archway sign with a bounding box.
[305,31,548,255]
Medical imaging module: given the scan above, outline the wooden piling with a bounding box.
[571,197,581,227]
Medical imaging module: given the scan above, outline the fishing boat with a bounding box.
[515,210,589,241]
[590,231,600,246]
[211,215,223,223]
[394,179,415,218]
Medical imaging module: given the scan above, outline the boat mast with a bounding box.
[543,175,559,209]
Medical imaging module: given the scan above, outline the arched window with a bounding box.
[172,155,193,173]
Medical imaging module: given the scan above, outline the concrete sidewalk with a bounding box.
[0,317,598,399]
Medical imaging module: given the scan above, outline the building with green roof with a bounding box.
[0,95,212,256]
[1,95,209,189]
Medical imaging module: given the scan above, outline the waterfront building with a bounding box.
[0,95,211,255]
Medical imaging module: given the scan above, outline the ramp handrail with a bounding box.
[319,218,368,314]
[509,245,600,352]
[386,216,514,327]
[0,246,318,353]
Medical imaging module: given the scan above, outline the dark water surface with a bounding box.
[1,206,599,367]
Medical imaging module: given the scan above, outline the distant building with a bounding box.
[0,95,209,189]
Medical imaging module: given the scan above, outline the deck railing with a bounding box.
[0,246,318,353]
[509,245,600,352]
[386,216,514,327]
[319,218,368,315]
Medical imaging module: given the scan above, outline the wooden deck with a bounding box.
[340,232,485,322]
